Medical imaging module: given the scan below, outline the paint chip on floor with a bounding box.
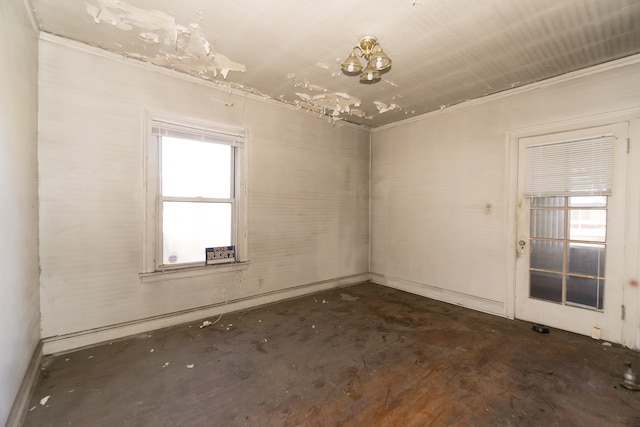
[163,362,170,368]
[40,396,50,406]
[186,364,194,368]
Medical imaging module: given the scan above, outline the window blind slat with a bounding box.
[151,119,244,147]
[525,135,614,197]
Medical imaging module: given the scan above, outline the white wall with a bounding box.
[0,0,40,424]
[371,59,640,347]
[38,36,370,353]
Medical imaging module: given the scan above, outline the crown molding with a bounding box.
[373,53,640,133]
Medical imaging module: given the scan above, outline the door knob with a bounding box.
[517,237,527,254]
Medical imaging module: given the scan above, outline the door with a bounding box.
[515,123,628,342]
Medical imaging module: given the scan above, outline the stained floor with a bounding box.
[24,282,640,426]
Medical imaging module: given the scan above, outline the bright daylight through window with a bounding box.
[147,119,245,271]
[529,196,607,310]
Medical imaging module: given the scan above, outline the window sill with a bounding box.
[139,261,250,283]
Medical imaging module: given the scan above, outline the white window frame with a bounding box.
[141,112,248,279]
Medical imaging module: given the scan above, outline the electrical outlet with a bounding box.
[258,278,264,288]
[485,203,493,214]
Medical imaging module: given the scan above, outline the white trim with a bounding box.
[37,32,640,133]
[142,110,249,273]
[6,341,42,427]
[368,132,373,274]
[373,54,640,132]
[42,273,369,355]
[623,118,640,350]
[506,107,640,310]
[369,273,505,317]
[38,32,366,132]
[505,108,640,325]
[140,261,250,283]
[22,0,40,34]
[504,133,518,319]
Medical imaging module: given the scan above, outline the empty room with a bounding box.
[2,0,640,425]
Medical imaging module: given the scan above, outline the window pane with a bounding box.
[530,209,564,239]
[531,197,564,207]
[530,239,563,271]
[530,271,562,303]
[566,276,603,310]
[569,196,606,207]
[569,209,606,242]
[568,243,605,277]
[162,202,231,264]
[161,136,232,198]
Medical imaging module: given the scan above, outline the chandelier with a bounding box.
[341,36,392,84]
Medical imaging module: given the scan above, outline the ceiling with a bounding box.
[30,0,640,128]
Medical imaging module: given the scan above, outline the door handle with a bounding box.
[518,238,527,254]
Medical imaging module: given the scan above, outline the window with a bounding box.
[529,196,607,310]
[143,116,246,274]
[524,133,613,311]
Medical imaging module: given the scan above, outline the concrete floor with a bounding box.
[24,282,640,426]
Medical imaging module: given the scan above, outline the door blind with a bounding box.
[525,135,614,197]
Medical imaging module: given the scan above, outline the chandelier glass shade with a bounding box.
[341,36,391,84]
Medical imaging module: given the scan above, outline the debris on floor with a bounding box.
[532,324,549,334]
[21,283,640,426]
[199,320,212,328]
[622,362,640,391]
[40,396,50,406]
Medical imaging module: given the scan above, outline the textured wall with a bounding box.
[371,59,640,347]
[38,37,370,348]
[0,0,40,424]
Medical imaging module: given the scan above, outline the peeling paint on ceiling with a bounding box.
[85,0,245,80]
[86,0,175,39]
[31,0,640,128]
[374,101,400,114]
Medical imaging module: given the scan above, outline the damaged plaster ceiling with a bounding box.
[31,0,640,128]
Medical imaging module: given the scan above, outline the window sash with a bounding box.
[152,119,244,147]
[525,135,614,197]
[159,199,234,266]
[154,121,242,269]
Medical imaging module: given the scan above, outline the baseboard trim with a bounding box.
[369,273,505,317]
[6,341,42,427]
[42,273,369,355]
